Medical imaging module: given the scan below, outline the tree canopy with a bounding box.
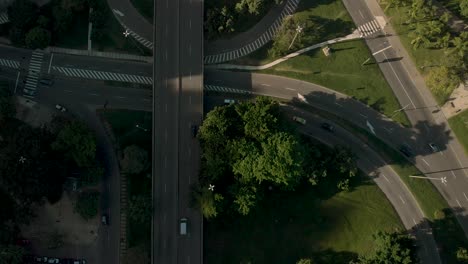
[355,232,417,264]
[121,145,149,175]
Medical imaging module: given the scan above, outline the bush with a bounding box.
[74,191,99,220]
[25,27,51,49]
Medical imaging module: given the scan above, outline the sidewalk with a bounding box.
[207,30,361,70]
[45,46,153,63]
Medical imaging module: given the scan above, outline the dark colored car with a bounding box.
[321,122,334,132]
[191,125,198,138]
[399,145,413,157]
[101,214,109,225]
[39,78,54,86]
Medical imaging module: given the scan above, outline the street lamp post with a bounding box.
[135,124,148,132]
[288,25,303,50]
[409,175,447,184]
[362,45,393,66]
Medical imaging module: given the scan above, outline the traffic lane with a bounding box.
[341,0,374,26]
[0,44,33,62]
[49,53,152,76]
[105,0,153,41]
[284,105,440,264]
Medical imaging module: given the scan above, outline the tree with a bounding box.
[0,84,15,122]
[382,0,409,11]
[204,6,235,39]
[121,145,149,175]
[296,259,315,264]
[236,96,280,141]
[52,6,73,34]
[232,185,257,215]
[458,247,468,263]
[0,245,25,264]
[128,195,152,224]
[426,66,460,101]
[7,0,38,31]
[451,32,468,59]
[192,185,224,219]
[25,27,51,49]
[460,0,468,19]
[357,232,416,264]
[74,191,99,220]
[52,120,96,167]
[235,0,263,15]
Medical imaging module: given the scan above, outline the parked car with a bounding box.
[180,217,188,235]
[292,116,306,125]
[320,122,334,132]
[47,258,60,263]
[399,145,413,157]
[39,78,54,86]
[224,99,235,105]
[55,104,66,112]
[101,214,109,225]
[23,89,36,96]
[428,142,439,152]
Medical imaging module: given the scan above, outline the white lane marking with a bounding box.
[14,72,20,93]
[189,45,191,56]
[89,93,99,96]
[165,130,168,142]
[463,192,468,201]
[359,10,365,19]
[449,145,468,178]
[451,171,457,179]
[421,158,430,167]
[381,52,416,108]
[164,156,167,168]
[189,20,192,29]
[164,184,167,193]
[261,83,271,87]
[189,71,192,80]
[399,195,406,204]
[359,113,367,118]
[187,256,191,264]
[412,218,417,225]
[382,174,390,183]
[115,96,126,99]
[439,151,444,156]
[456,199,462,207]
[166,0,168,8]
[285,87,295,91]
[48,53,54,74]
[107,233,110,242]
[64,90,73,93]
[189,95,192,105]
[165,104,168,113]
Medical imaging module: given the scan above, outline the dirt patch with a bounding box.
[442,82,468,118]
[15,96,55,128]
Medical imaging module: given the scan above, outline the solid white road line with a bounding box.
[261,83,271,87]
[456,199,462,207]
[412,218,417,225]
[165,104,168,113]
[285,87,295,91]
[399,195,406,204]
[14,72,20,94]
[463,192,468,201]
[381,52,416,108]
[382,174,390,183]
[421,158,430,167]
[164,184,167,193]
[451,171,457,179]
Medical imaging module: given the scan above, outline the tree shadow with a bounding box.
[379,57,404,63]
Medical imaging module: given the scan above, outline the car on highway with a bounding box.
[55,104,66,112]
[191,125,198,138]
[429,142,439,152]
[180,217,188,235]
[47,258,60,263]
[399,145,413,157]
[224,99,235,105]
[39,78,54,86]
[101,214,109,225]
[23,89,36,96]
[321,122,334,132]
[292,116,306,125]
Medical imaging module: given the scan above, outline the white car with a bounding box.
[48,258,60,263]
[55,104,66,112]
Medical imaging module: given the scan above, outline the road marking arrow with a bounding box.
[366,120,376,135]
[297,93,308,103]
[113,9,124,17]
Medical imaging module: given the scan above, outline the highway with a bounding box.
[152,0,203,263]
[342,0,468,236]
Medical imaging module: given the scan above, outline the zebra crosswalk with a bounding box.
[112,11,153,50]
[23,50,44,98]
[52,66,153,85]
[0,12,9,25]
[357,19,382,38]
[204,84,252,95]
[0,58,20,69]
[204,0,300,64]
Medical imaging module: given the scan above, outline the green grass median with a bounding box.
[449,109,468,155]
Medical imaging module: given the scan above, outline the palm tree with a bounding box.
[451,36,468,59]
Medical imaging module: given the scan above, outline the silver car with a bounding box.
[429,143,439,152]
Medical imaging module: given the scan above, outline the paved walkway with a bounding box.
[45,46,152,63]
[442,82,468,118]
[207,31,361,70]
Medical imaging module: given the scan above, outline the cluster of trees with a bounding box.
[74,191,99,220]
[384,0,467,101]
[204,0,283,39]
[7,0,107,48]
[296,232,417,264]
[194,97,357,219]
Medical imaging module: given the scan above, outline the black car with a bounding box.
[321,122,334,132]
[191,125,198,138]
[399,145,413,157]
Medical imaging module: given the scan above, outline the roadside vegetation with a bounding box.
[437,0,468,22]
[0,83,103,263]
[200,97,414,263]
[204,0,282,40]
[130,0,154,23]
[449,109,468,154]
[380,0,467,104]
[74,191,100,220]
[293,101,468,263]
[5,0,150,54]
[100,109,151,264]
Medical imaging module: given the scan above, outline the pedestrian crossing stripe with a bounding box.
[358,19,382,37]
[112,12,154,50]
[204,85,252,95]
[0,12,8,24]
[52,66,153,84]
[204,0,300,64]
[0,59,20,69]
[22,50,44,97]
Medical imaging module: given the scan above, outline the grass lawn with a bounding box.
[54,13,89,49]
[293,102,468,263]
[130,0,154,24]
[260,39,410,126]
[100,109,152,248]
[449,109,468,155]
[205,177,404,263]
[234,0,354,65]
[380,3,457,104]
